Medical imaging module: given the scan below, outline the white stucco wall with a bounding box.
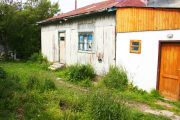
[41,13,116,74]
[116,30,180,91]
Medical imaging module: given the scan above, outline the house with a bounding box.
[116,2,180,100]
[39,0,145,74]
[39,0,180,100]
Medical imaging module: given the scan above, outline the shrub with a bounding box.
[65,64,95,82]
[0,67,6,79]
[29,52,48,63]
[103,66,128,90]
[88,90,133,120]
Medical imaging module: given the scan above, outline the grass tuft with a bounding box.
[103,66,128,90]
[88,89,133,120]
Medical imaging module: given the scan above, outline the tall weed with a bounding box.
[103,66,128,90]
[26,75,56,91]
[65,64,95,82]
[88,89,133,120]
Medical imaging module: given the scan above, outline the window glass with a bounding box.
[79,33,93,51]
[130,40,141,54]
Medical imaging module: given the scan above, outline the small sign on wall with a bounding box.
[130,40,141,54]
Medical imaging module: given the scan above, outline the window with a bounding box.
[59,32,65,41]
[130,40,141,54]
[78,32,93,51]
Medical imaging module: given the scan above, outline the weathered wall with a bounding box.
[116,30,180,91]
[41,13,116,74]
[116,8,180,32]
[147,0,180,7]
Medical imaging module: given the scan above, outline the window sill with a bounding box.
[78,50,95,54]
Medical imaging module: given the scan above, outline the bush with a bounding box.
[0,67,6,79]
[29,52,48,63]
[88,90,133,120]
[103,66,128,90]
[65,64,95,82]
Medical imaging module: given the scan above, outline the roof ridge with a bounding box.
[38,0,146,24]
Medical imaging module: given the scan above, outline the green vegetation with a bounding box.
[28,52,48,63]
[103,66,128,90]
[0,62,177,119]
[64,64,95,87]
[0,67,6,78]
[65,64,95,82]
[88,89,133,120]
[0,0,59,59]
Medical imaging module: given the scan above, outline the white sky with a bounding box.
[21,0,104,13]
[52,0,105,13]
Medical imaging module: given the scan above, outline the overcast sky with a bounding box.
[52,0,104,13]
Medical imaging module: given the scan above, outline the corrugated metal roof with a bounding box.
[39,0,146,24]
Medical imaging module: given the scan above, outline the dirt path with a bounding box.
[55,78,180,120]
[127,101,180,120]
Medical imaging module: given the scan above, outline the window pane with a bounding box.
[88,34,93,50]
[79,33,93,51]
[132,47,139,51]
[84,36,88,51]
[60,37,65,41]
[79,35,84,50]
[132,42,139,46]
[79,35,83,43]
[88,34,93,42]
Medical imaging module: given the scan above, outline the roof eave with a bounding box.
[37,8,111,25]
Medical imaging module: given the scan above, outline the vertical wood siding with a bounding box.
[116,8,180,32]
[41,13,116,74]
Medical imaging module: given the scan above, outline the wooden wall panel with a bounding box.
[116,8,180,32]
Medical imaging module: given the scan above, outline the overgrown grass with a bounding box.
[103,66,128,90]
[62,64,95,87]
[0,62,174,119]
[87,89,133,120]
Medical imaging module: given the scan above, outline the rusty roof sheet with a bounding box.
[39,0,146,24]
